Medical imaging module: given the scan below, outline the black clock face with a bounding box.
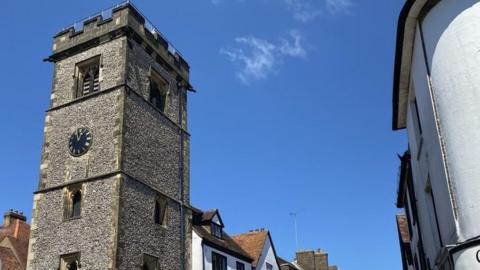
[68,127,92,157]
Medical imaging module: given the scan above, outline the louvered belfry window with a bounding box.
[82,67,100,95]
[75,56,101,98]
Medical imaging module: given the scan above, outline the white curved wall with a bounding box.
[422,0,480,241]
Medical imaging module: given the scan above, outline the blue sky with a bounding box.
[0,1,406,269]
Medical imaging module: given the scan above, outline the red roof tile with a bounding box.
[231,230,269,267]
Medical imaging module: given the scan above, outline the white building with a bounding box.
[393,0,480,269]
[191,208,253,270]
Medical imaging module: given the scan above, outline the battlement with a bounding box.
[50,1,189,81]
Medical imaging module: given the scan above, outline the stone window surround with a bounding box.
[148,66,170,113]
[59,252,81,270]
[154,195,168,227]
[73,55,102,99]
[142,253,160,270]
[63,184,85,221]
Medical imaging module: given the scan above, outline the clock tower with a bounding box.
[26,3,192,270]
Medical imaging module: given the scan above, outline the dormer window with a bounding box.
[75,56,100,98]
[211,222,223,239]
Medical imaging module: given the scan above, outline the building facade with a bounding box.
[393,0,480,269]
[26,2,193,269]
[191,209,253,270]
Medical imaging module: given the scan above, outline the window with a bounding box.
[211,223,223,239]
[149,69,168,113]
[75,56,100,98]
[413,99,422,135]
[64,185,82,220]
[59,252,80,270]
[236,262,245,270]
[266,263,273,270]
[212,252,227,270]
[154,198,167,226]
[142,254,160,270]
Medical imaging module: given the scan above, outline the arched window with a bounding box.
[71,191,82,218]
[154,201,161,224]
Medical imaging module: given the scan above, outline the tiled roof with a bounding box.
[192,207,252,262]
[0,212,30,269]
[231,230,269,267]
[396,214,410,244]
[0,247,22,269]
[201,209,220,224]
[193,225,252,262]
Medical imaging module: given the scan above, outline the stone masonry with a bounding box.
[27,3,192,270]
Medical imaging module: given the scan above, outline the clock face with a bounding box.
[68,127,92,157]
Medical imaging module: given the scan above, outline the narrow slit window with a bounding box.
[154,198,167,226]
[71,191,82,218]
[414,99,422,135]
[149,69,168,113]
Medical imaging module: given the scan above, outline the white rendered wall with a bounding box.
[406,24,457,267]
[422,0,480,241]
[405,0,480,268]
[192,231,204,270]
[192,230,252,270]
[255,237,279,270]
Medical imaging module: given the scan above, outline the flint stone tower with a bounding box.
[26,2,192,269]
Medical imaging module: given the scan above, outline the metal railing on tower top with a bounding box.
[60,0,184,58]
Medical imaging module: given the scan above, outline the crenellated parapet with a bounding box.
[49,1,190,82]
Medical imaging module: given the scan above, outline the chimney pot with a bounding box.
[3,209,27,227]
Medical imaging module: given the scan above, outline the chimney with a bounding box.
[296,249,329,270]
[3,209,26,227]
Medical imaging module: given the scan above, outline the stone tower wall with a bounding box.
[116,176,183,269]
[28,3,192,270]
[296,250,329,270]
[27,175,121,269]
